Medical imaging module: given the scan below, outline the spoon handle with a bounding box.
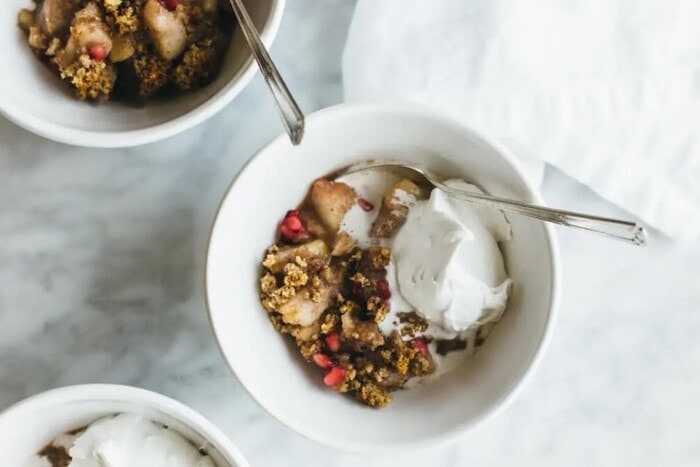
[228,0,305,145]
[437,183,648,246]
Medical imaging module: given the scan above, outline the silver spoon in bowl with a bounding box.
[339,161,648,246]
[227,0,305,145]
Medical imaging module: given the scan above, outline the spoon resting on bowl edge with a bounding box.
[339,161,648,246]
[228,0,305,145]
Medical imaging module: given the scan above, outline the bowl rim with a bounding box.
[0,383,250,467]
[204,102,561,452]
[0,0,286,148]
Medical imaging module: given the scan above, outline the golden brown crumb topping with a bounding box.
[61,55,116,101]
[19,0,232,102]
[172,40,218,90]
[258,179,437,408]
[104,1,139,34]
[357,382,392,407]
[398,311,429,337]
[130,52,167,98]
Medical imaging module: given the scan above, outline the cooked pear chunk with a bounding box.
[262,239,329,274]
[370,178,426,238]
[309,179,356,232]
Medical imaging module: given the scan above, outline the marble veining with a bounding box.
[1,1,698,466]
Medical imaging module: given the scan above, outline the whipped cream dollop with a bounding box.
[391,180,512,332]
[339,170,513,334]
[34,413,216,467]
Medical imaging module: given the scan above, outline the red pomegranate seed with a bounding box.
[312,353,333,369]
[357,198,374,211]
[376,280,391,299]
[323,366,346,386]
[284,215,303,231]
[280,209,307,241]
[87,44,106,61]
[162,0,178,10]
[324,332,340,352]
[280,224,295,239]
[412,338,428,357]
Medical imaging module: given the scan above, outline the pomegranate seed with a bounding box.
[162,0,178,10]
[87,44,106,61]
[358,198,374,211]
[324,332,340,352]
[280,224,295,239]
[280,209,307,241]
[312,353,333,369]
[323,367,346,386]
[412,338,428,357]
[284,216,303,231]
[376,280,391,299]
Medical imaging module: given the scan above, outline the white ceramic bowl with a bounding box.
[0,0,284,147]
[0,384,249,466]
[206,104,559,451]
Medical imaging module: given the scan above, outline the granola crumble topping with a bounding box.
[18,0,233,103]
[258,177,437,407]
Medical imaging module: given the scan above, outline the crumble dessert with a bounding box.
[259,169,513,408]
[18,0,233,103]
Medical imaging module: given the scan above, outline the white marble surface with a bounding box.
[1,1,699,466]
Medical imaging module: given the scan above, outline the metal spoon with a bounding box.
[340,161,648,246]
[228,0,305,145]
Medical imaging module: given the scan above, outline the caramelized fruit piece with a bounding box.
[55,3,113,70]
[370,178,426,238]
[110,34,136,63]
[331,231,355,256]
[143,0,187,61]
[298,210,328,239]
[262,239,329,274]
[32,0,83,36]
[309,179,356,232]
[278,283,335,327]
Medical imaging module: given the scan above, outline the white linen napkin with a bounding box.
[342,0,700,240]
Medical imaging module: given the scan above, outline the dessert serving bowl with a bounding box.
[0,0,285,148]
[0,384,249,466]
[205,104,560,451]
